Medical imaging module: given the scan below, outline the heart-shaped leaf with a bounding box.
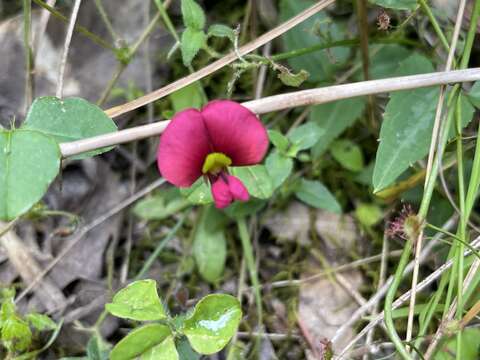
[105,280,166,321]
[0,129,60,221]
[180,178,213,205]
[22,97,117,159]
[183,294,242,355]
[110,324,176,360]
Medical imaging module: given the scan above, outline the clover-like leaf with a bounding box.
[180,178,213,205]
[26,313,57,331]
[22,97,117,159]
[0,129,60,221]
[110,324,176,360]
[105,280,166,321]
[183,294,242,355]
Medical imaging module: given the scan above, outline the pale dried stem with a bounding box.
[0,222,66,312]
[56,0,82,99]
[15,178,166,303]
[407,0,466,348]
[424,257,480,358]
[336,234,480,360]
[103,0,335,118]
[332,216,456,350]
[60,68,480,158]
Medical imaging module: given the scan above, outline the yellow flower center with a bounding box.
[202,152,232,174]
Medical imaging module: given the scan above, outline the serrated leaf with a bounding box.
[181,28,206,67]
[207,24,235,42]
[368,0,418,10]
[26,313,57,331]
[265,151,293,189]
[193,206,228,283]
[181,0,206,30]
[310,97,366,157]
[0,129,60,221]
[268,130,289,152]
[230,165,273,199]
[110,324,175,360]
[277,69,309,87]
[295,179,341,213]
[184,294,242,355]
[106,280,166,321]
[169,82,205,112]
[22,97,117,159]
[288,122,324,155]
[330,139,364,172]
[372,54,474,191]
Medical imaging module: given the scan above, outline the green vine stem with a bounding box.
[23,0,33,110]
[237,217,263,357]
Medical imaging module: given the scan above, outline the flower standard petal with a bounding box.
[211,177,233,209]
[157,109,211,187]
[201,100,268,166]
[227,175,249,201]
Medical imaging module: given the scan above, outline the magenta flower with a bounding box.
[157,100,268,209]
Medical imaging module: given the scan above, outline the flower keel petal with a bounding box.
[212,178,233,209]
[227,175,249,202]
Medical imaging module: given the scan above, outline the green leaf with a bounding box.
[434,327,480,360]
[355,203,383,227]
[288,122,324,156]
[268,130,289,152]
[141,336,179,360]
[105,279,166,321]
[176,337,200,360]
[467,81,480,108]
[193,206,228,283]
[224,199,266,219]
[169,82,205,112]
[330,139,364,172]
[295,179,341,213]
[86,335,110,360]
[181,0,206,30]
[133,189,189,221]
[26,313,57,331]
[230,165,273,199]
[265,151,294,189]
[2,316,32,352]
[22,97,117,159]
[207,24,235,42]
[0,129,60,221]
[368,45,413,80]
[368,0,418,10]
[277,68,309,87]
[372,54,474,191]
[180,178,213,205]
[181,28,206,67]
[279,0,350,82]
[184,294,242,355]
[110,324,176,360]
[310,97,366,157]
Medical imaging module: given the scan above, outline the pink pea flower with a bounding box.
[157,100,268,209]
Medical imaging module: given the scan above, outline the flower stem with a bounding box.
[237,217,263,357]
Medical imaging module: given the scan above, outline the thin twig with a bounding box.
[56,0,82,99]
[15,178,166,303]
[406,0,466,347]
[59,68,480,158]
[331,216,457,347]
[104,0,336,118]
[335,235,480,359]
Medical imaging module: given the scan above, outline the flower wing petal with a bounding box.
[201,100,268,165]
[211,178,233,209]
[157,109,210,187]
